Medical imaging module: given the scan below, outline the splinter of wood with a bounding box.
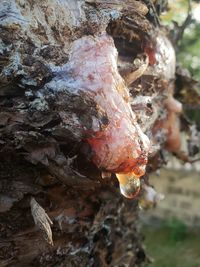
[30,197,53,246]
[125,55,149,86]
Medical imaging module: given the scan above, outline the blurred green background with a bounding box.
[143,1,200,266]
[143,219,200,267]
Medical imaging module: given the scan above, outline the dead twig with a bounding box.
[172,0,192,46]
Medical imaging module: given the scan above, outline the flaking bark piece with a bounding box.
[30,197,53,246]
[86,0,149,16]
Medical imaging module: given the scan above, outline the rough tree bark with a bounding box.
[0,0,192,266]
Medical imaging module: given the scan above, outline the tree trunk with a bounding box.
[0,0,183,266]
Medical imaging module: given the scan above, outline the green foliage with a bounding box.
[161,0,200,80]
[184,108,200,125]
[178,22,200,80]
[161,0,189,25]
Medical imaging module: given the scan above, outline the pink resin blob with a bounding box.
[66,33,150,176]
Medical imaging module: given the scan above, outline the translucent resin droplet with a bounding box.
[116,173,141,199]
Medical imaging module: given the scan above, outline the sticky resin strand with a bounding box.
[61,33,150,198]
